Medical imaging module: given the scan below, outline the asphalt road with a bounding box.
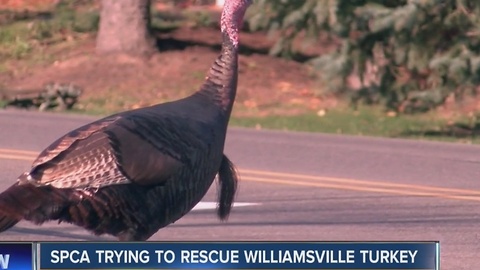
[0,110,479,269]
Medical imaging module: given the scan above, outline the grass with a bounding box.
[230,106,480,144]
[68,99,480,144]
[0,21,33,59]
[0,5,99,62]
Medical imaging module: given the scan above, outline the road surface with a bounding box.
[0,110,479,269]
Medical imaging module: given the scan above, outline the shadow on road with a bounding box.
[172,217,480,228]
[8,226,107,241]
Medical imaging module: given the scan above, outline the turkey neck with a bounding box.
[194,31,239,118]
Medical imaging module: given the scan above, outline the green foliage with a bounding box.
[72,11,100,32]
[248,0,338,58]
[248,0,480,113]
[0,3,99,60]
[31,4,99,40]
[0,22,33,59]
[150,9,213,32]
[230,107,480,143]
[183,10,213,28]
[230,106,480,143]
[151,10,183,31]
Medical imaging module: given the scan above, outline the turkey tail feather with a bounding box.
[0,183,72,232]
[217,155,238,220]
[0,215,19,233]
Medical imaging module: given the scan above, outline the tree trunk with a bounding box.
[96,0,155,56]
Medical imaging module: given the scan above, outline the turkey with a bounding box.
[0,0,252,241]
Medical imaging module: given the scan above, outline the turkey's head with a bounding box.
[221,0,253,47]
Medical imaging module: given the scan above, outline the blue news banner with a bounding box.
[0,241,439,270]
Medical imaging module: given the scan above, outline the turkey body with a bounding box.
[0,93,233,241]
[0,0,249,239]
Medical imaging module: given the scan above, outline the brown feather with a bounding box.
[29,131,128,188]
[32,116,121,168]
